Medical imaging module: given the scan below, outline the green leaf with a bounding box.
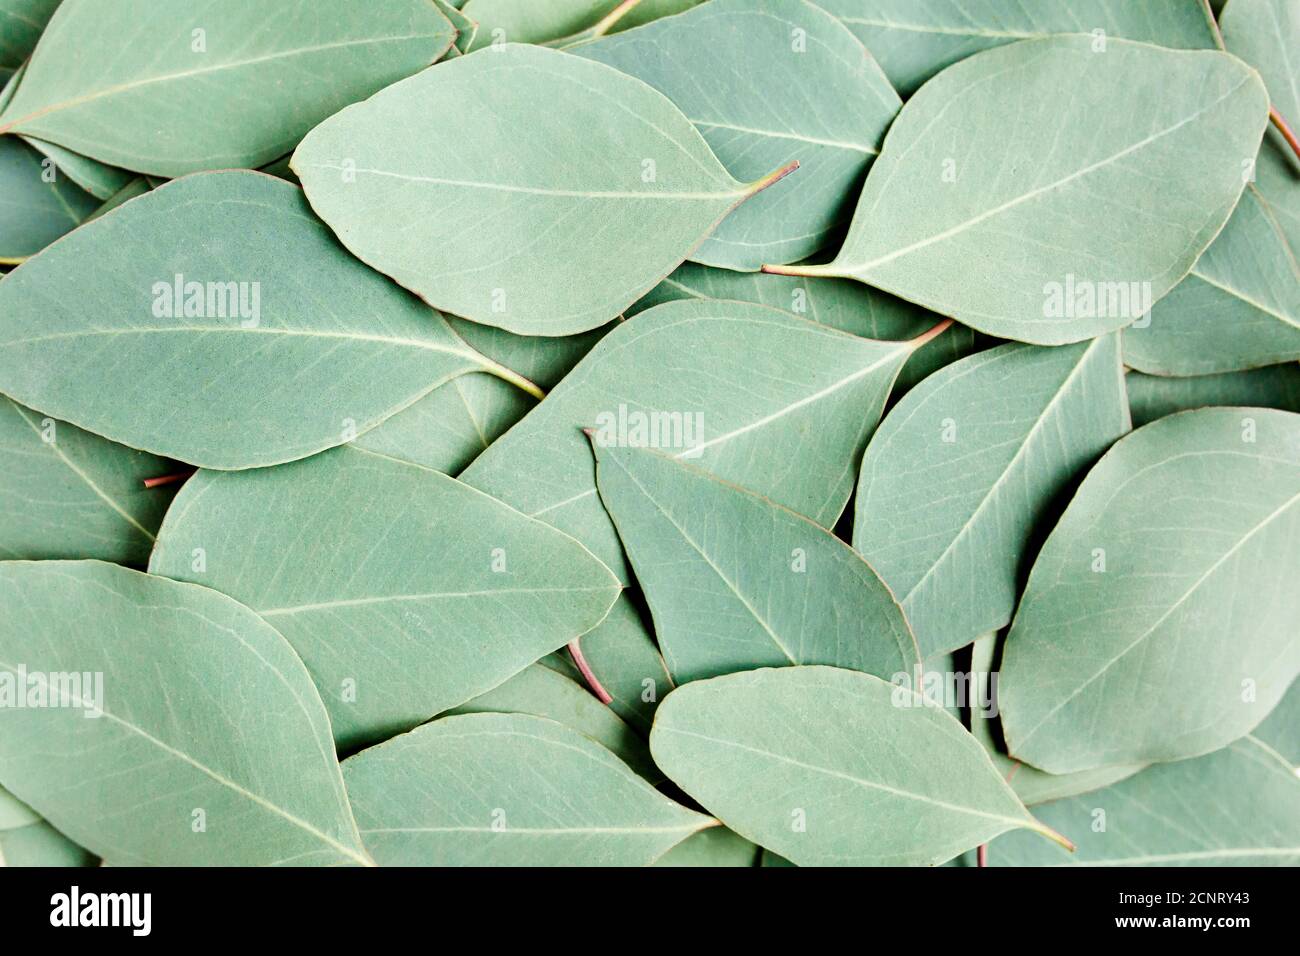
[0,0,456,176]
[1127,364,1300,428]
[0,396,178,564]
[0,821,96,867]
[1001,408,1300,773]
[576,0,900,270]
[0,560,372,866]
[988,738,1300,866]
[460,298,931,582]
[628,261,983,397]
[293,44,794,336]
[853,336,1130,656]
[0,784,39,830]
[20,138,133,201]
[447,317,618,390]
[341,713,712,866]
[592,442,919,684]
[768,37,1270,345]
[968,634,1144,807]
[0,0,59,68]
[463,0,702,50]
[1223,0,1299,124]
[148,445,620,750]
[81,174,150,224]
[1251,680,1299,767]
[818,0,1217,96]
[434,0,478,55]
[652,826,760,866]
[446,662,659,783]
[567,593,672,735]
[1122,182,1300,374]
[649,666,1070,866]
[0,171,527,469]
[0,133,98,263]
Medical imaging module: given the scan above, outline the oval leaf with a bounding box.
[0,171,521,469]
[1001,408,1300,773]
[0,0,456,175]
[592,441,920,683]
[293,44,794,336]
[0,134,97,263]
[650,666,1068,866]
[577,0,900,269]
[148,445,621,750]
[341,713,711,866]
[1127,365,1300,428]
[768,37,1270,345]
[854,336,1130,656]
[0,560,372,866]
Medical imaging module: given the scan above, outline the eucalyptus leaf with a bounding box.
[0,171,531,469]
[460,299,934,581]
[1251,680,1299,768]
[593,442,920,684]
[652,826,760,866]
[0,821,96,868]
[969,634,1144,807]
[1127,364,1300,428]
[576,0,901,269]
[629,261,983,396]
[854,336,1130,656]
[649,666,1070,866]
[434,0,478,55]
[463,0,702,50]
[0,0,59,68]
[1222,0,1299,126]
[21,137,133,201]
[1001,407,1300,774]
[341,713,712,866]
[148,445,620,750]
[818,0,1217,96]
[0,396,178,564]
[0,784,39,830]
[0,560,372,867]
[0,133,98,263]
[293,44,795,336]
[0,0,456,176]
[446,662,659,782]
[447,317,618,390]
[988,738,1300,866]
[768,37,1270,346]
[565,593,672,735]
[81,175,150,223]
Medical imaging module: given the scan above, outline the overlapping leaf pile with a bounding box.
[0,0,1296,868]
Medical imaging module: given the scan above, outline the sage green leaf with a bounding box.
[769,37,1270,346]
[464,0,701,50]
[576,0,900,270]
[819,0,1217,96]
[81,174,150,223]
[353,373,535,475]
[1223,0,1299,125]
[629,261,983,396]
[568,593,672,735]
[593,442,920,684]
[1122,180,1300,374]
[653,826,760,866]
[1127,364,1300,428]
[969,634,1144,807]
[1251,680,1299,767]
[0,171,528,469]
[1001,407,1300,774]
[988,738,1300,866]
[0,785,39,830]
[0,396,178,564]
[0,0,456,176]
[341,713,712,866]
[434,0,477,55]
[0,63,17,112]
[649,666,1070,866]
[0,822,96,867]
[21,138,133,201]
[761,849,796,867]
[460,299,931,581]
[293,44,794,336]
[853,336,1130,656]
[446,663,659,782]
[148,445,621,750]
[447,317,618,390]
[0,0,58,68]
[0,133,97,263]
[0,561,372,867]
